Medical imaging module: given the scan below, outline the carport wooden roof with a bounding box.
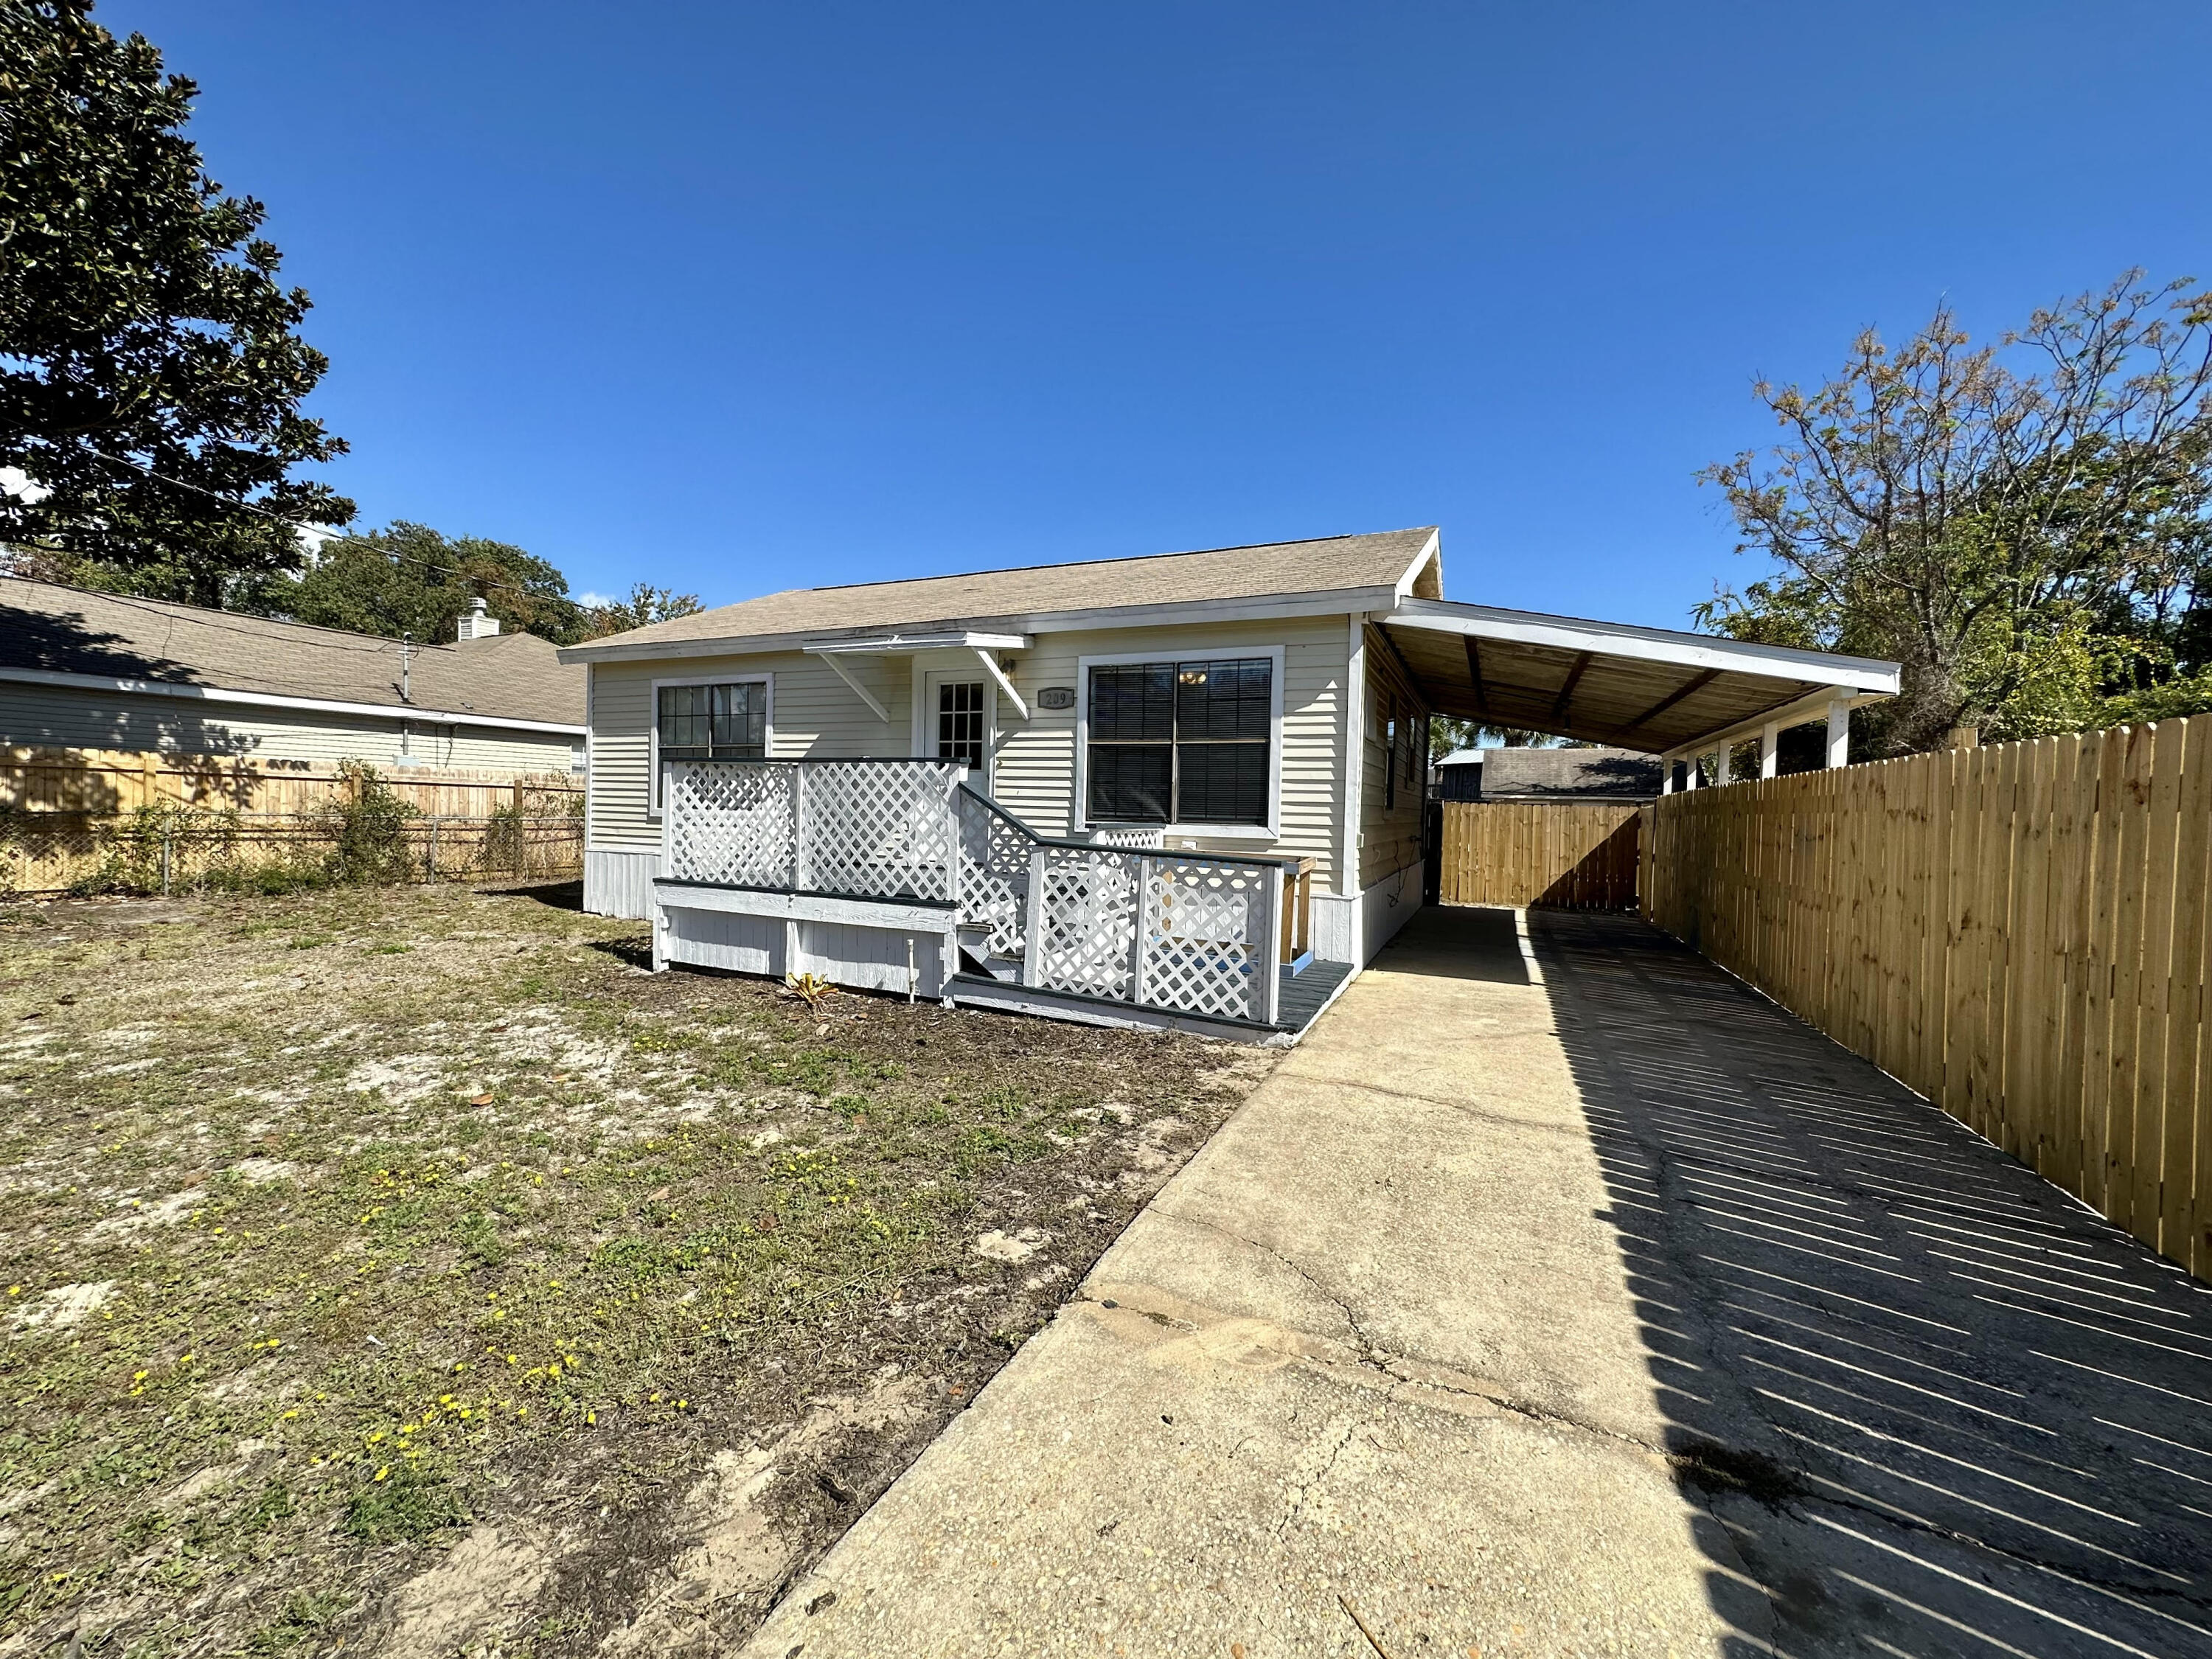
[1377,599,1899,756]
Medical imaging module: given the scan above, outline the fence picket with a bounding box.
[1642,714,2212,1284]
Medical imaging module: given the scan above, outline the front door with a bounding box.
[920,669,992,784]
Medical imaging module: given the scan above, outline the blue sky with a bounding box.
[105,1,2212,627]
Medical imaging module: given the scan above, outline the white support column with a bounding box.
[1683,752,1700,790]
[1760,721,1780,779]
[1718,742,1737,785]
[1826,698,1851,768]
[1660,754,1677,795]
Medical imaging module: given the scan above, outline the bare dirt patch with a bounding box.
[0,882,1275,1655]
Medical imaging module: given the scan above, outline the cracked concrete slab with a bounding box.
[739,905,2212,1658]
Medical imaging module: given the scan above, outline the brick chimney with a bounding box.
[456,597,501,641]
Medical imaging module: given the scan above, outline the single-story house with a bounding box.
[1458,745,1663,803]
[0,579,586,773]
[560,527,1897,1040]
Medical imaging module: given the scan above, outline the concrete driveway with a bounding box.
[742,906,2212,1658]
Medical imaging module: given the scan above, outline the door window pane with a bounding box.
[937,681,985,768]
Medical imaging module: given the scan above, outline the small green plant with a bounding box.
[344,1465,465,1543]
[315,759,420,886]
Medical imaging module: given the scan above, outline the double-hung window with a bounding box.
[1086,656,1273,827]
[655,681,767,806]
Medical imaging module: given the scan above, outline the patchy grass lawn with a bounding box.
[0,882,1275,1656]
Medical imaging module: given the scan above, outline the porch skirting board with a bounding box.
[585,847,659,919]
[653,880,956,999]
[1308,860,1425,969]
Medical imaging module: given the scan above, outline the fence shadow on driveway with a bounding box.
[1534,908,2212,1659]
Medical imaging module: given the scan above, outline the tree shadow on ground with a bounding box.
[1531,908,2212,1658]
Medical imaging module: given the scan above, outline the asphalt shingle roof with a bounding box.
[577,527,1441,653]
[0,577,585,726]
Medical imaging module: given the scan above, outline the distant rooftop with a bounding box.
[0,577,584,726]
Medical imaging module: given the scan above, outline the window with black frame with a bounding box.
[657,683,768,800]
[1086,657,1272,827]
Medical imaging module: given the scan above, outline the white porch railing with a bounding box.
[663,759,964,902]
[954,787,1283,1026]
[661,760,1284,1026]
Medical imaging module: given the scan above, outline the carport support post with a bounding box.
[1825,698,1851,768]
[1760,722,1780,779]
[1717,744,1736,785]
[1660,756,1675,795]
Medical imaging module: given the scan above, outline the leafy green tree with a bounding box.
[268,523,589,645]
[1698,271,2212,753]
[1428,714,1562,761]
[0,1,352,603]
[580,582,706,640]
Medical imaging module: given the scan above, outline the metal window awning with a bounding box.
[800,630,1035,723]
[1377,599,1899,755]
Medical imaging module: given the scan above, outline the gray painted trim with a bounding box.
[0,664,586,735]
[946,974,1291,1047]
[653,880,955,932]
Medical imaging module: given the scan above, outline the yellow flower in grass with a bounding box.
[373,1467,389,1482]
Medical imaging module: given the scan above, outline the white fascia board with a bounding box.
[556,586,1405,665]
[1660,688,1891,759]
[1380,598,1902,693]
[802,630,1032,655]
[0,664,585,735]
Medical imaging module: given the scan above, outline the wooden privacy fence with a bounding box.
[1436,801,1641,909]
[1641,714,2212,1279]
[0,746,584,817]
[1,747,585,896]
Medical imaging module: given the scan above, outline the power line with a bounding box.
[67,444,569,605]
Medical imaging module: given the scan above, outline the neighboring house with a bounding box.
[1433,748,1484,801]
[1472,745,1662,802]
[560,528,1897,1040]
[0,579,586,773]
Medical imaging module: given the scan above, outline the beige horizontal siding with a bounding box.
[0,682,577,776]
[1359,623,1429,888]
[587,617,1354,889]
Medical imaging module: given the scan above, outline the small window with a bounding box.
[1086,657,1271,827]
[937,681,986,768]
[658,682,767,762]
[1385,703,1399,809]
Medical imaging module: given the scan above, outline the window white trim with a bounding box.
[1074,644,1286,843]
[647,672,773,817]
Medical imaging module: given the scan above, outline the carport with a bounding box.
[1377,597,1900,779]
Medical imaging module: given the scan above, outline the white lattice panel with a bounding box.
[1139,860,1270,1021]
[956,790,1032,958]
[1034,848,1139,999]
[664,763,795,888]
[798,762,961,902]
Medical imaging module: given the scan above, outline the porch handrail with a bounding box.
[953,785,1284,1026]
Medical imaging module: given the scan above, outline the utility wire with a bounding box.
[66,444,568,604]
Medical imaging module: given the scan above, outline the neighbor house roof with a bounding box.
[0,577,585,731]
[1478,746,1663,801]
[561,527,1443,660]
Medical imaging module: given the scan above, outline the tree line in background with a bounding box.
[0,1,698,647]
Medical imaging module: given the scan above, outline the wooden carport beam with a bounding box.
[1614,667,1720,743]
[1551,650,1594,722]
[1463,636,1490,717]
